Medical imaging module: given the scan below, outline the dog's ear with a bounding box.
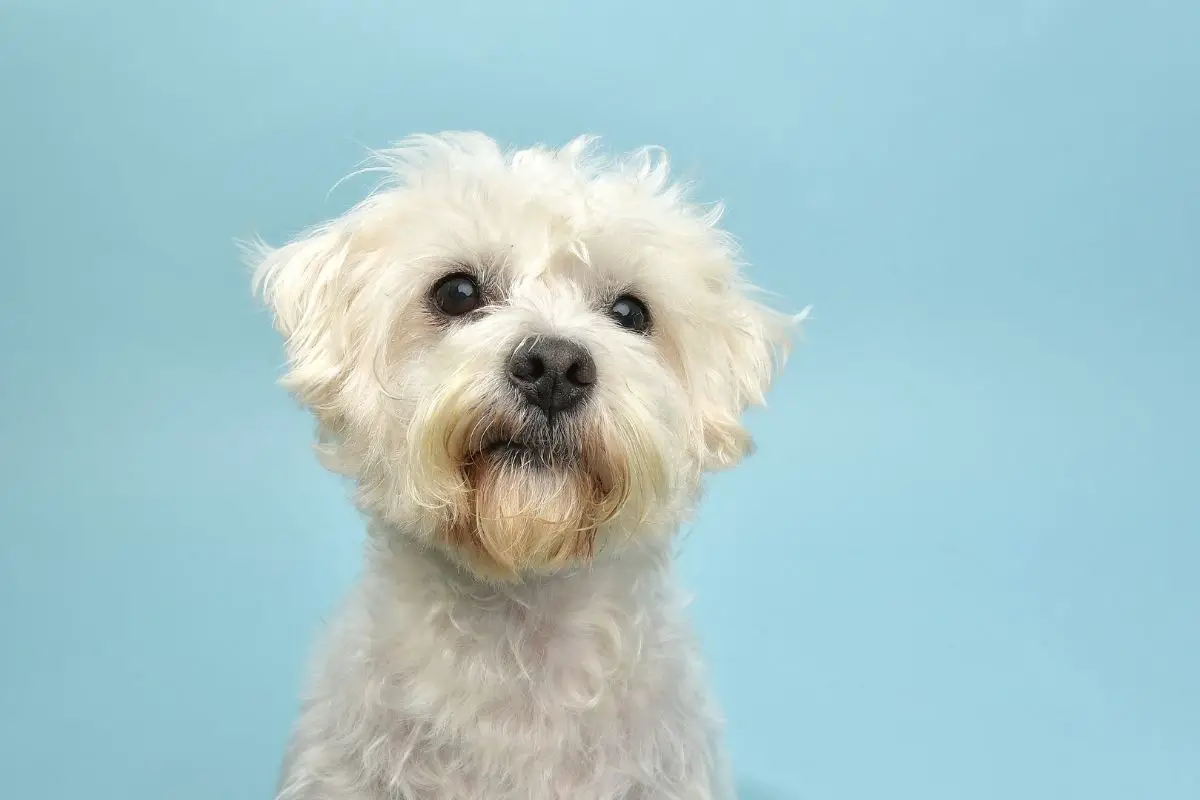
[694,290,801,471]
[250,225,367,423]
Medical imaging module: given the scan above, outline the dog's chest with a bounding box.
[365,600,702,797]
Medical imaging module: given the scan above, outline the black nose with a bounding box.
[507,337,596,415]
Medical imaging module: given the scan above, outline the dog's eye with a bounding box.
[609,295,650,333]
[432,274,484,317]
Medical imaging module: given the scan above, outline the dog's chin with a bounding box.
[440,439,616,582]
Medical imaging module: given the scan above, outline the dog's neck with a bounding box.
[359,518,682,644]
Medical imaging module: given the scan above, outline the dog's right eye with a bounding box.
[609,294,651,334]
[432,274,484,317]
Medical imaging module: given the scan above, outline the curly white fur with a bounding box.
[252,132,802,800]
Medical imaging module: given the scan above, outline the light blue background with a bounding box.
[2,2,1197,798]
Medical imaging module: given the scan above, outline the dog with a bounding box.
[252,132,801,800]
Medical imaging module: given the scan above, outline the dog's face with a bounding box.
[255,133,796,580]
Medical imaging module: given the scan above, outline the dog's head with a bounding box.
[254,133,799,580]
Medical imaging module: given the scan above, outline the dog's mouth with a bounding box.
[476,428,581,470]
[480,438,553,469]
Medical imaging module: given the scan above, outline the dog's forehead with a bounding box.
[394,150,729,303]
[435,197,653,292]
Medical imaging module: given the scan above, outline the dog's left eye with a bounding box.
[609,295,650,333]
[432,274,484,317]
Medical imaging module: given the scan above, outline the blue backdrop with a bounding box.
[2,2,1197,799]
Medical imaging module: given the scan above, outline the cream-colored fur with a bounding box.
[253,132,801,799]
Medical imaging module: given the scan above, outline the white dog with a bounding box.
[253,132,801,800]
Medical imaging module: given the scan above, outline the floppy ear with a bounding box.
[695,291,803,470]
[250,225,365,423]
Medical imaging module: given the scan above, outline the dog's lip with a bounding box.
[478,438,545,461]
[477,436,574,468]
[483,438,532,453]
